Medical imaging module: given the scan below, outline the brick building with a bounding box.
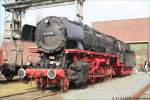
[92,17,150,67]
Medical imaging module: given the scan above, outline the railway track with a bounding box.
[0,89,39,98]
[34,91,61,100]
[0,77,61,100]
[0,89,61,100]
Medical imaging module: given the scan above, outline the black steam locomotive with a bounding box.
[34,16,134,68]
[18,16,135,91]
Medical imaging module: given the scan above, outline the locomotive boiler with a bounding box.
[36,16,119,54]
[18,16,135,91]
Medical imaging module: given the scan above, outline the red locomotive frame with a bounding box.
[20,48,133,92]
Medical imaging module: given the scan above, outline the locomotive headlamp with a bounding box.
[18,68,26,78]
[26,61,32,66]
[45,19,50,26]
[50,61,55,65]
[56,62,60,67]
[49,56,55,59]
[57,27,63,30]
[45,19,49,24]
[47,69,56,79]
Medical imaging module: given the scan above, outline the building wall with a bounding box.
[92,17,150,66]
[92,18,150,42]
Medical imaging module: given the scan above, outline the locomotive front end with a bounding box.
[35,16,66,53]
[18,17,70,91]
[18,68,66,80]
[18,68,69,91]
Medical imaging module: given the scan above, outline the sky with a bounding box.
[0,0,150,42]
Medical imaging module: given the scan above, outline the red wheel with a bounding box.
[107,74,112,80]
[60,78,69,92]
[36,77,46,89]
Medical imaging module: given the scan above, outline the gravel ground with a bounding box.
[41,73,150,100]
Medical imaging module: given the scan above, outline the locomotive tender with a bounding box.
[18,16,135,91]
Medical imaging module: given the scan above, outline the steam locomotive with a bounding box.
[18,16,135,91]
